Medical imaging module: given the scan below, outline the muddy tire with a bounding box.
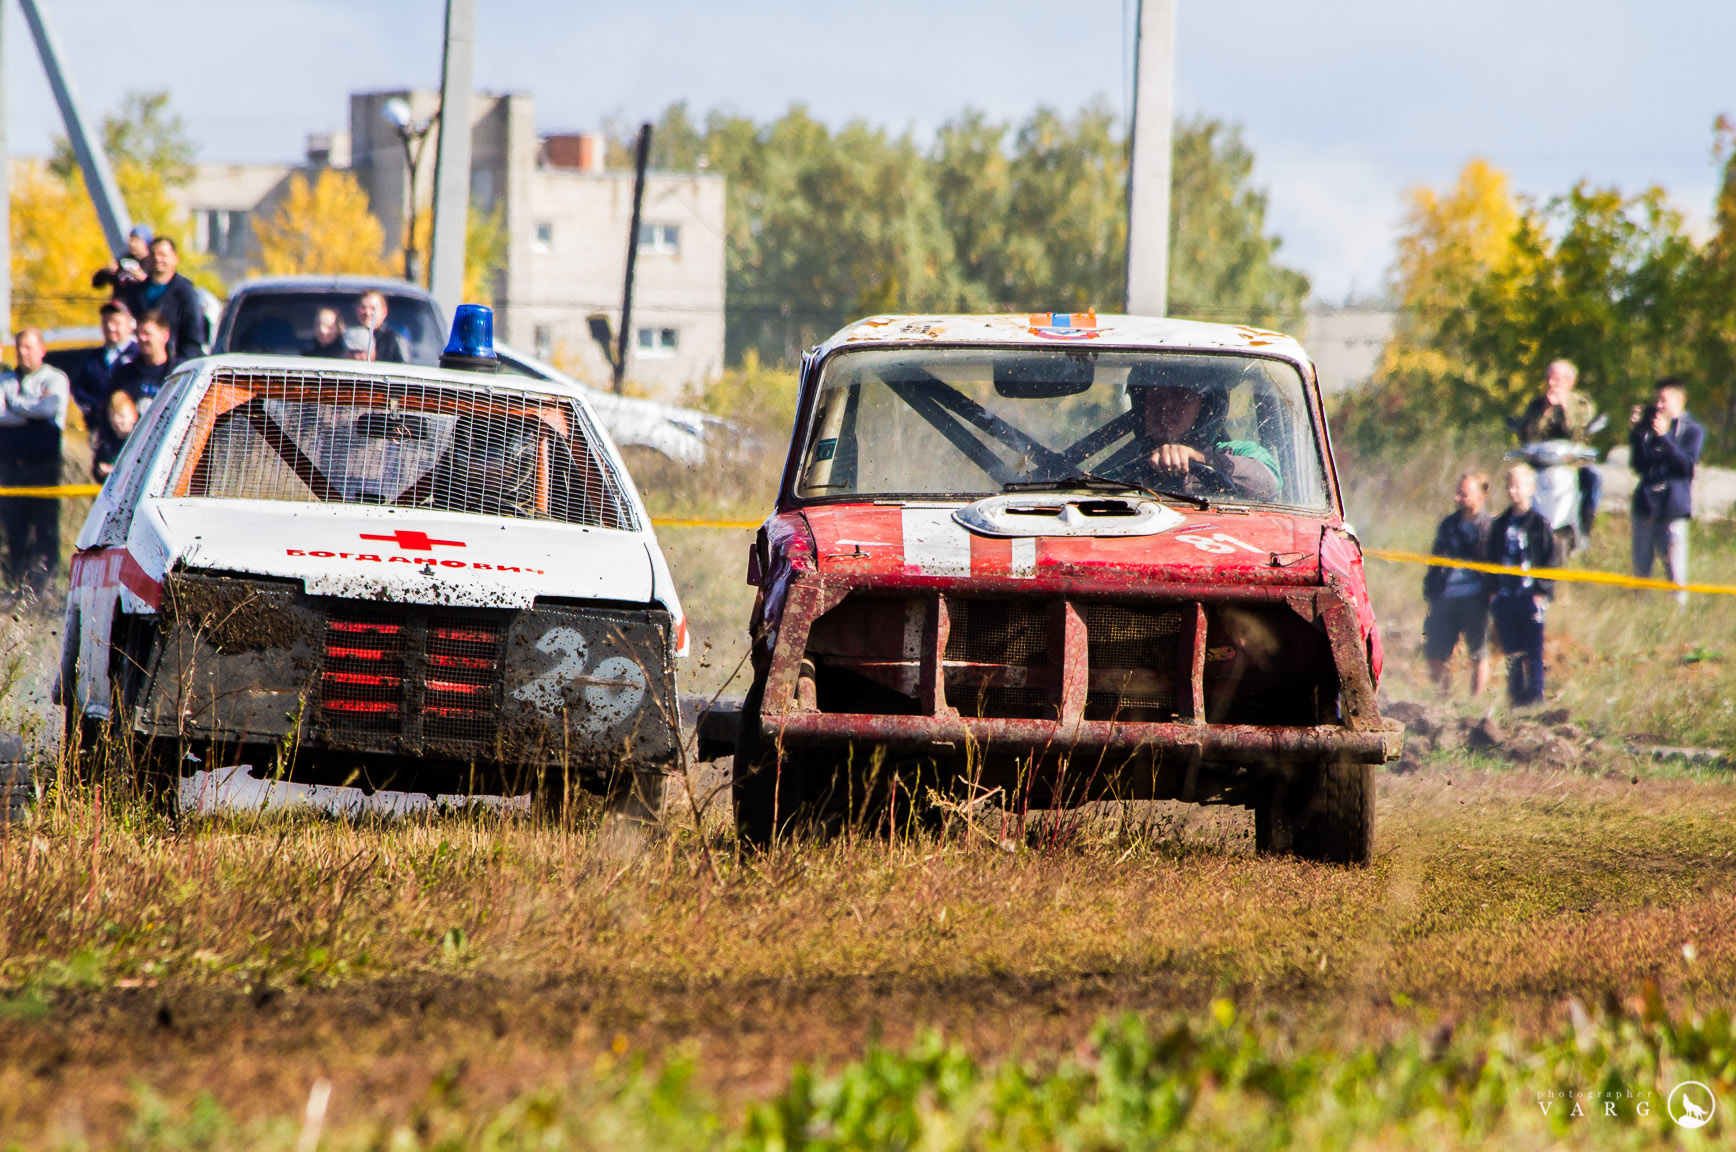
[731,681,850,846]
[731,681,779,846]
[1255,760,1373,865]
[1,734,30,825]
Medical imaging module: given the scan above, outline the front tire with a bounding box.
[1255,759,1373,865]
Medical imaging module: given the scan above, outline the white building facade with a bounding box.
[176,90,726,402]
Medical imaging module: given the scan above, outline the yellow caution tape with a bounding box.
[0,493,1707,596]
[1363,547,1727,595]
[650,516,761,530]
[0,483,103,497]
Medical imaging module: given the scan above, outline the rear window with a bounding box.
[165,367,638,530]
[222,291,444,366]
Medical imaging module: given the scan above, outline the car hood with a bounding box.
[145,500,657,609]
[799,501,1330,586]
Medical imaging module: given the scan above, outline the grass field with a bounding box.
[2,424,1735,1148]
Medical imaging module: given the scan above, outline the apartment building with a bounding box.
[175,90,725,401]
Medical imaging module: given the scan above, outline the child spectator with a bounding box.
[1486,463,1559,707]
[92,390,140,480]
[1423,471,1493,696]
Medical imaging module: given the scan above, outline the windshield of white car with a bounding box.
[794,347,1330,509]
[166,369,637,529]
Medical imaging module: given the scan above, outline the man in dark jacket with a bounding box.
[70,300,138,425]
[1487,463,1559,707]
[1628,377,1702,607]
[1423,471,1494,696]
[118,237,207,361]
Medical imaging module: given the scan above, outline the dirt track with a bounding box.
[3,766,1732,1140]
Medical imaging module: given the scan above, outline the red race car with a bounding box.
[730,312,1400,862]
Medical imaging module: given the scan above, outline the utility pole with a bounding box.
[429,0,476,315]
[0,0,10,332]
[614,124,652,395]
[1124,0,1175,317]
[16,0,130,258]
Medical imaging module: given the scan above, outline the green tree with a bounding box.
[1167,118,1310,330]
[1463,183,1696,431]
[641,101,1309,366]
[50,91,195,186]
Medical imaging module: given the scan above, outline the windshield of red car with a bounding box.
[794,347,1330,509]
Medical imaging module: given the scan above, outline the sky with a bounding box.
[7,0,1736,302]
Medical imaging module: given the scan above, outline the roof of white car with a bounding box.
[814,313,1313,369]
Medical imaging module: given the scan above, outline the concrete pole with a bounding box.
[0,0,11,333]
[1124,0,1175,317]
[17,0,130,257]
[429,0,475,315]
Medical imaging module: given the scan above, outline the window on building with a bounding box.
[636,223,680,254]
[195,209,251,258]
[635,327,679,356]
[533,324,553,361]
[534,221,554,253]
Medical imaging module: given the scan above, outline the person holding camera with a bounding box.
[1629,377,1702,607]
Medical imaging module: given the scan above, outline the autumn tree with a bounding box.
[14,90,210,330]
[252,169,392,277]
[1337,159,1522,442]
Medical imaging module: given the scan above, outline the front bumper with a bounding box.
[756,574,1396,770]
[134,572,680,772]
[763,713,1400,762]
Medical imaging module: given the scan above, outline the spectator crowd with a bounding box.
[1424,359,1707,709]
[0,227,417,603]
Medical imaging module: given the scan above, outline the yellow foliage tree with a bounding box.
[10,159,214,332]
[251,170,393,277]
[1339,159,1524,441]
[403,203,510,305]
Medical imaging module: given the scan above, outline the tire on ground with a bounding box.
[1255,759,1373,865]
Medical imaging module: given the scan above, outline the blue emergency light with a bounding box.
[440,304,501,372]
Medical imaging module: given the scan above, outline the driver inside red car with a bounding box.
[1125,364,1281,501]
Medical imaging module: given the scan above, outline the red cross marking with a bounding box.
[359,530,466,552]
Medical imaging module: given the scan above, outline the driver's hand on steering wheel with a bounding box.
[1150,443,1206,473]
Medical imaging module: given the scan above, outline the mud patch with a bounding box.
[1387,699,1588,769]
[162,575,304,653]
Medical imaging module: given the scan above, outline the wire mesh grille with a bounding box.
[954,684,1051,720]
[320,605,409,736]
[1082,603,1186,671]
[944,599,1048,666]
[1082,603,1187,720]
[424,615,507,745]
[171,367,638,530]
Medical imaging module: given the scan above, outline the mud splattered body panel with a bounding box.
[137,574,678,772]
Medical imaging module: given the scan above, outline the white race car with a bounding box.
[57,309,687,813]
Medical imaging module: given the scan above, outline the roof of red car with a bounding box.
[814,312,1315,371]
